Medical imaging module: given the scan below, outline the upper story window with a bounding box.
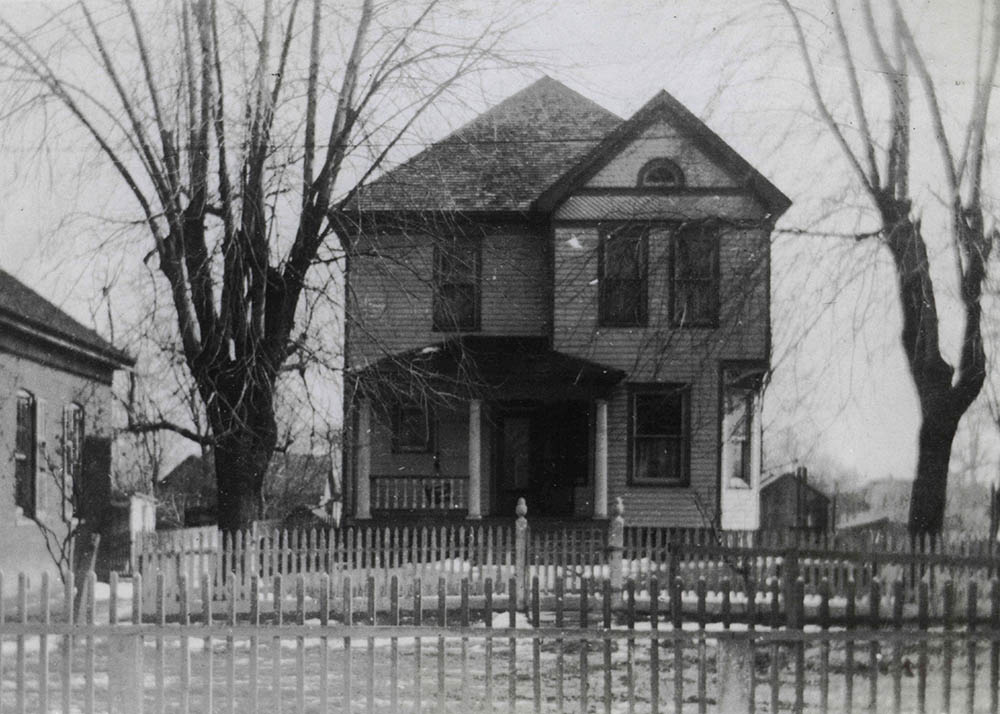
[63,403,85,518]
[637,158,685,188]
[599,227,648,326]
[433,241,479,331]
[14,390,37,518]
[629,384,689,486]
[671,224,719,327]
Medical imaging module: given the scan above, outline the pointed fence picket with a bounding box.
[132,503,1000,617]
[4,569,1000,714]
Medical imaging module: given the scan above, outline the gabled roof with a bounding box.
[350,76,622,213]
[0,269,134,367]
[348,78,790,218]
[535,89,791,216]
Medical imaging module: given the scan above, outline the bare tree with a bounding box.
[777,0,999,535]
[1,0,521,531]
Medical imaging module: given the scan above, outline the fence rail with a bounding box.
[2,568,1000,714]
[131,499,1000,616]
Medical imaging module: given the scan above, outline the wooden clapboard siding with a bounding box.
[586,118,738,188]
[346,225,549,368]
[548,116,771,527]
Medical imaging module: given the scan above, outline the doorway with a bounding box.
[494,401,590,517]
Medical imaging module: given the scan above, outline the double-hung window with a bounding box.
[722,368,763,489]
[629,385,689,485]
[63,403,85,518]
[14,391,37,518]
[671,225,718,326]
[393,401,433,453]
[433,241,479,331]
[599,227,648,326]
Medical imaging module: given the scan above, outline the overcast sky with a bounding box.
[2,0,996,482]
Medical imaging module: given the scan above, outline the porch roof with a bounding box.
[352,337,625,401]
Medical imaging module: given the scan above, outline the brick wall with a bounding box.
[0,334,115,583]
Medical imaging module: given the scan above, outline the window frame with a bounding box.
[627,383,691,487]
[598,226,649,327]
[14,390,37,519]
[432,240,481,332]
[637,158,685,188]
[720,365,765,491]
[670,224,720,328]
[63,403,85,519]
[392,400,434,454]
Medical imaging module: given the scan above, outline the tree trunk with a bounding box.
[214,434,271,533]
[908,413,960,536]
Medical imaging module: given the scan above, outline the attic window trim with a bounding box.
[637,158,685,188]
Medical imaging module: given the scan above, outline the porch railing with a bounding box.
[370,474,468,511]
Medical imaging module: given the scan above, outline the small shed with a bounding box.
[759,467,833,534]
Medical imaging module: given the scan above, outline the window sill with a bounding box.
[627,479,691,489]
[669,322,719,330]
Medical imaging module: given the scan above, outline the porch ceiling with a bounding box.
[352,336,625,401]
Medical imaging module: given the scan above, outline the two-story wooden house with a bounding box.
[340,77,789,528]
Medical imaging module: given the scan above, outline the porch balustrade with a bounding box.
[370,474,469,511]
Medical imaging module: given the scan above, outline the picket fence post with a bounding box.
[607,497,625,594]
[515,498,529,605]
[717,636,753,713]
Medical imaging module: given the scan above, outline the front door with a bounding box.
[495,403,589,517]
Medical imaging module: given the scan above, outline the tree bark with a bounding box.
[908,412,960,535]
[208,372,279,533]
[213,430,272,533]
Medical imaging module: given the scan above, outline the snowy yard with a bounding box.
[1,611,993,713]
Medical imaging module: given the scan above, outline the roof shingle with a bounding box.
[351,76,622,212]
[0,269,133,365]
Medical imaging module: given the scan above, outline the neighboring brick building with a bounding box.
[340,77,790,528]
[0,270,133,582]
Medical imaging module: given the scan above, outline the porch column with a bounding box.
[468,399,483,519]
[357,398,372,520]
[594,398,609,519]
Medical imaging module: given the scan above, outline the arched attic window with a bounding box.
[637,158,684,188]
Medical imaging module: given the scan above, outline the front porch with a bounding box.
[350,337,624,522]
[357,397,612,520]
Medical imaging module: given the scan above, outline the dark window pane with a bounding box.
[434,244,478,331]
[15,393,36,518]
[605,234,642,279]
[395,406,430,452]
[600,231,646,325]
[638,159,684,187]
[433,283,476,329]
[635,392,683,436]
[673,230,717,325]
[635,437,683,481]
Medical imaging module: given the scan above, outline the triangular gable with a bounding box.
[535,90,791,217]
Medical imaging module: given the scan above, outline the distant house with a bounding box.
[340,77,790,528]
[0,270,133,582]
[836,477,993,537]
[156,451,340,528]
[760,468,833,534]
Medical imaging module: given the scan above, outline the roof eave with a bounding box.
[534,89,792,220]
[0,311,135,369]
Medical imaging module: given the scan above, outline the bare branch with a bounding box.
[777,0,877,199]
